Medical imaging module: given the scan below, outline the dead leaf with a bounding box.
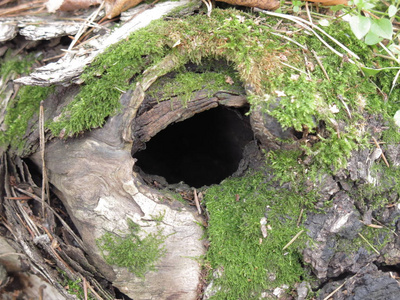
[329,104,339,114]
[105,0,144,19]
[172,39,181,48]
[260,217,268,238]
[46,0,101,13]
[216,0,280,10]
[306,61,315,72]
[225,76,234,85]
[290,74,300,81]
[51,239,59,249]
[274,90,286,97]
[279,53,287,61]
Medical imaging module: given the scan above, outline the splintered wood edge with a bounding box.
[14,0,191,87]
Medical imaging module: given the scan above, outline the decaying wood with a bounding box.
[14,0,190,87]
[0,16,82,42]
[2,3,205,298]
[132,90,248,151]
[1,153,114,299]
[0,0,46,18]
[16,44,207,298]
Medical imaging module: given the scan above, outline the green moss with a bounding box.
[47,21,171,136]
[96,219,166,278]
[147,61,243,105]
[0,51,36,79]
[0,85,54,150]
[266,149,304,184]
[0,51,51,151]
[47,9,286,136]
[205,172,314,299]
[336,225,393,255]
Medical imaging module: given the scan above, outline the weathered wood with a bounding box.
[14,0,190,87]
[132,90,248,152]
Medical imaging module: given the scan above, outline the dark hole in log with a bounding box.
[133,106,254,188]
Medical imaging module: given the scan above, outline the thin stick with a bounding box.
[372,217,398,237]
[39,284,45,300]
[14,187,85,249]
[337,95,352,119]
[254,8,360,62]
[372,137,390,167]
[194,189,202,215]
[305,1,313,25]
[79,276,104,300]
[312,50,330,81]
[323,280,347,300]
[270,32,308,50]
[67,0,105,52]
[6,196,32,200]
[280,62,308,74]
[390,68,400,96]
[83,277,88,300]
[303,53,312,80]
[358,232,380,255]
[296,208,304,227]
[282,229,304,251]
[0,0,46,17]
[39,101,48,217]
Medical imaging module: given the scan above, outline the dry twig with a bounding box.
[14,187,85,249]
[194,188,202,215]
[296,208,304,227]
[372,137,390,167]
[358,232,380,255]
[282,229,304,251]
[312,50,330,81]
[39,101,48,217]
[0,0,46,17]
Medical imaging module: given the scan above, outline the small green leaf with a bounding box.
[370,18,393,40]
[353,0,375,10]
[361,66,400,76]
[349,15,371,40]
[361,67,382,76]
[388,5,397,18]
[331,5,346,12]
[364,31,383,45]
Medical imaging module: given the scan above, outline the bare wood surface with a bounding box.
[14,0,190,87]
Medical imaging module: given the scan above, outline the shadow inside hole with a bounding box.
[133,106,254,188]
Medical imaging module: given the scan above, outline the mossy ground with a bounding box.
[204,171,315,299]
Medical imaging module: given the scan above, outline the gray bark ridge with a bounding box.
[14,0,190,87]
[30,89,206,299]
